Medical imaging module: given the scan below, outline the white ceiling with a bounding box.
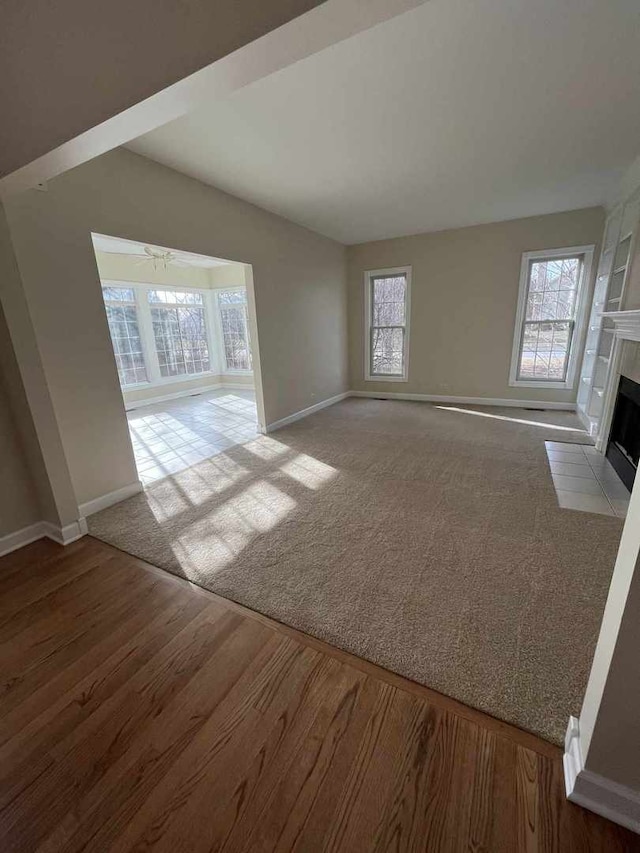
[128,0,640,245]
[91,234,230,267]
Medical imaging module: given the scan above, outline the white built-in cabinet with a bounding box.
[576,188,640,436]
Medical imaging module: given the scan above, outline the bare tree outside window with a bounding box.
[102,286,148,386]
[148,290,210,377]
[518,256,582,381]
[218,290,252,371]
[369,274,408,377]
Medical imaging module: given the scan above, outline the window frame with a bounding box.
[213,287,253,374]
[364,266,412,382]
[509,246,594,390]
[101,285,150,388]
[100,279,253,391]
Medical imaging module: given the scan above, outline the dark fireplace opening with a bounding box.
[606,375,640,491]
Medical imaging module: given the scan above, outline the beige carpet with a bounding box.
[89,399,623,744]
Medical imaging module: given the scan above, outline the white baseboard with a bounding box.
[264,391,351,433]
[124,383,223,410]
[0,516,88,557]
[79,481,144,517]
[564,716,640,835]
[220,381,255,391]
[0,522,49,558]
[124,382,254,411]
[350,390,576,411]
[43,518,88,546]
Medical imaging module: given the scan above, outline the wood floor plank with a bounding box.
[0,537,638,853]
[0,586,206,767]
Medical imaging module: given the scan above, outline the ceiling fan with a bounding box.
[133,246,191,270]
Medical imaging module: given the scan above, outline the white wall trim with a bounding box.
[43,518,88,546]
[124,382,254,411]
[264,392,351,433]
[0,522,49,558]
[0,516,89,558]
[564,716,640,835]
[350,390,576,411]
[79,481,144,517]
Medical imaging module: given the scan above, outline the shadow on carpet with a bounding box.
[89,399,622,745]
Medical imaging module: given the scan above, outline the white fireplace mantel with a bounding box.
[600,309,640,342]
[595,310,640,450]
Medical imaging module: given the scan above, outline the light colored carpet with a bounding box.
[89,399,623,744]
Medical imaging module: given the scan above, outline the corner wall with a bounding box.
[347,207,604,403]
[2,148,348,508]
[0,325,41,539]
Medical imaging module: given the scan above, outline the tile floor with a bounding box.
[545,441,631,518]
[127,389,259,486]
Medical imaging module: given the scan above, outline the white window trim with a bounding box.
[101,279,253,391]
[508,246,594,390]
[364,266,412,382]
[213,287,253,374]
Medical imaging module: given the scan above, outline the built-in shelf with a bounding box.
[578,191,640,441]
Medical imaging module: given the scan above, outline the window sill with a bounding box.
[508,379,573,390]
[365,375,408,383]
[121,369,252,393]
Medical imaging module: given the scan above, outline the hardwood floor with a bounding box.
[0,537,638,852]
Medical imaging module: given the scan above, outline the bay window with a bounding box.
[217,290,252,371]
[148,290,210,377]
[101,282,252,389]
[102,286,148,387]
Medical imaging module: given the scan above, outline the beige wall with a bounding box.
[0,204,78,527]
[348,207,604,403]
[622,227,640,312]
[2,148,348,507]
[0,307,43,537]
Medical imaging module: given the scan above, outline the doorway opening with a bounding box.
[91,233,265,486]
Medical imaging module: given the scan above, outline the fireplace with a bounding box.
[606,375,640,491]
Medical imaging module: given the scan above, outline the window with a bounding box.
[218,290,252,371]
[364,267,411,381]
[510,247,593,388]
[148,290,210,377]
[102,286,148,386]
[101,281,254,390]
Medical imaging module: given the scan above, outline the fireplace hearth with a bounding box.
[606,375,640,491]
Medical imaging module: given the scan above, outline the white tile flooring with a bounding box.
[127,389,259,486]
[545,441,631,518]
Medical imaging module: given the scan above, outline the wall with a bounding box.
[0,204,78,527]
[0,309,42,538]
[347,207,604,404]
[2,148,348,507]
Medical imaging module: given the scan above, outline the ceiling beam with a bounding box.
[0,0,427,199]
